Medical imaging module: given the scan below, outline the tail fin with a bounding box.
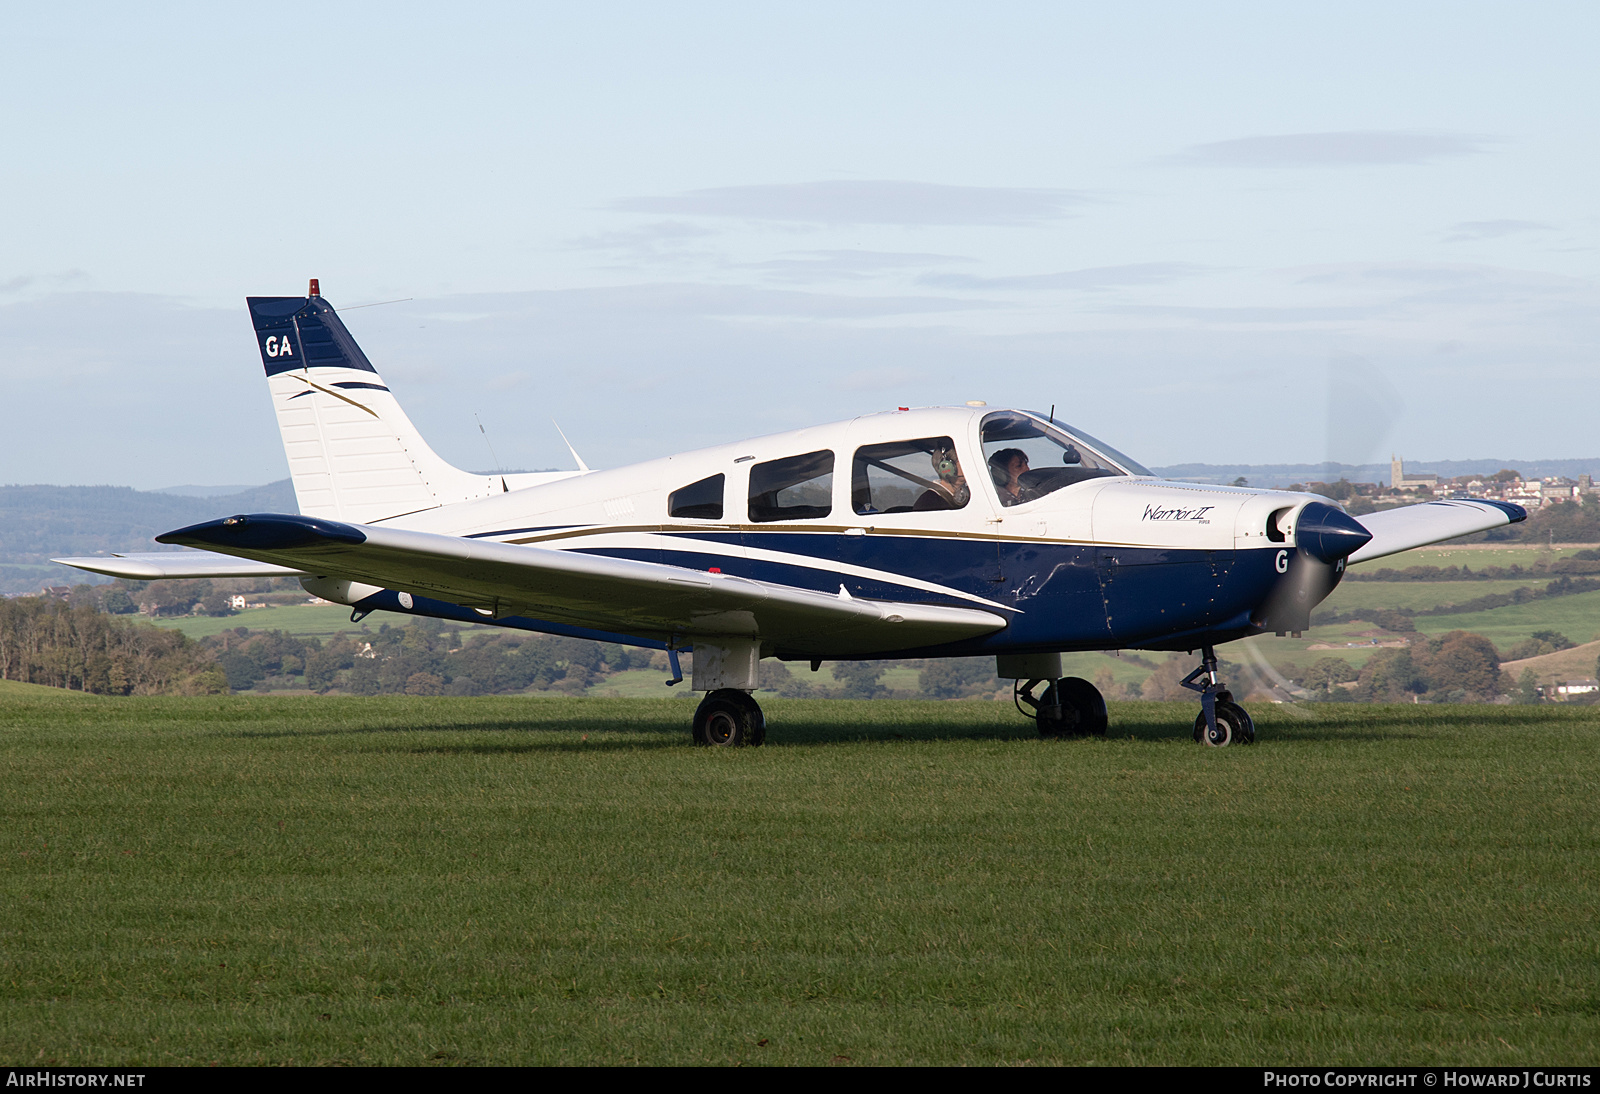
[248,286,497,524]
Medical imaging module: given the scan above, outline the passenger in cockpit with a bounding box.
[989,448,1030,506]
[914,445,970,511]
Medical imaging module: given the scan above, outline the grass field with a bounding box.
[2,694,1596,1065]
[1409,589,1600,648]
[147,603,389,641]
[1320,580,1547,615]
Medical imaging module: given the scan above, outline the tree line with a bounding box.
[0,584,1560,704]
[0,594,225,694]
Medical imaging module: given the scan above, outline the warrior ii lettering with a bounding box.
[1141,503,1214,524]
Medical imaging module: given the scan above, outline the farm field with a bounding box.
[148,602,386,641]
[1318,580,1547,615]
[1408,589,1600,648]
[1,694,1596,1065]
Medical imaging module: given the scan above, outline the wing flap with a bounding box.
[1348,499,1526,565]
[155,514,1008,653]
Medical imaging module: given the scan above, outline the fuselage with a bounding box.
[377,406,1334,657]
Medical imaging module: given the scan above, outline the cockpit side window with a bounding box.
[980,411,1133,507]
[748,450,834,522]
[669,473,724,520]
[851,437,970,515]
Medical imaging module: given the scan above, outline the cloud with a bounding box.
[566,220,720,260]
[743,249,974,283]
[1443,219,1556,243]
[919,262,1203,292]
[1102,303,1378,325]
[1171,131,1496,168]
[14,276,1600,491]
[610,180,1087,226]
[430,282,987,322]
[0,270,92,297]
[1289,262,1586,300]
[1295,263,1490,287]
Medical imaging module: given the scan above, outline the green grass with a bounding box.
[2,694,1597,1065]
[1322,580,1543,614]
[145,602,383,641]
[1387,544,1596,568]
[0,679,91,699]
[1409,589,1600,648]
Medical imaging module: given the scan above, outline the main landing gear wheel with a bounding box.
[1016,676,1108,738]
[1192,700,1255,747]
[692,688,766,747]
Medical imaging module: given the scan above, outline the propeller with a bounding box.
[1256,360,1404,635]
[1256,501,1372,635]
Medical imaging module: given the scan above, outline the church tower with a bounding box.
[1391,454,1404,489]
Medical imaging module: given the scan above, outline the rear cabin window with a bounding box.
[748,450,834,522]
[852,437,970,514]
[668,474,724,519]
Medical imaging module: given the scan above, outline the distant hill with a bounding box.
[1499,640,1600,683]
[154,484,273,497]
[1152,459,1600,488]
[0,480,296,594]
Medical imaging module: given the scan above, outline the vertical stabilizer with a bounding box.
[248,288,496,524]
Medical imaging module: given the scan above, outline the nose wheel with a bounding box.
[1015,676,1108,737]
[1181,646,1255,746]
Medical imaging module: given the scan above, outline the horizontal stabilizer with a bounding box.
[1348,499,1526,565]
[155,513,1008,654]
[52,553,305,581]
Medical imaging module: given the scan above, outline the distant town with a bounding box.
[1265,456,1599,516]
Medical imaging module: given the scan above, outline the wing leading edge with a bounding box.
[1348,499,1526,565]
[51,552,305,581]
[146,513,1008,655]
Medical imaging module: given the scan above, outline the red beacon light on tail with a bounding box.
[308,278,320,297]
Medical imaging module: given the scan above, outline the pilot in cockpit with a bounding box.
[913,445,971,511]
[989,448,1030,506]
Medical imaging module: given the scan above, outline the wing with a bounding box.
[1348,499,1526,565]
[136,513,1007,655]
[52,552,305,581]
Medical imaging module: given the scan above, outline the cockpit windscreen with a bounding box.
[980,411,1149,507]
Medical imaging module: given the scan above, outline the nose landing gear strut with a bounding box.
[1181,645,1255,746]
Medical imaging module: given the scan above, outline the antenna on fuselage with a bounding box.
[552,420,591,473]
[474,413,507,491]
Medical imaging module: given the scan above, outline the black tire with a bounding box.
[1057,676,1108,737]
[1223,700,1255,745]
[692,689,762,747]
[1192,700,1253,747]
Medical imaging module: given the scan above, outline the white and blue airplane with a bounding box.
[56,281,1526,746]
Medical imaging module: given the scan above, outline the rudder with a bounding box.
[248,283,497,524]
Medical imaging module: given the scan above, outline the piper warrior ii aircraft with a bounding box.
[57,281,1527,747]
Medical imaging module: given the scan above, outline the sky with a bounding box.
[1,2,1596,488]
